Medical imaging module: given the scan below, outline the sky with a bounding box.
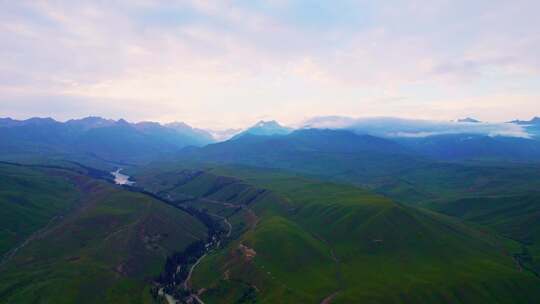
[1,0,540,129]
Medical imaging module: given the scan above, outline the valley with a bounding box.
[0,162,208,303]
[4,1,540,302]
[129,163,540,303]
[2,118,540,303]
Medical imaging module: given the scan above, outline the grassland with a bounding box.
[132,162,540,303]
[0,163,207,303]
[0,163,80,256]
[175,143,540,287]
[433,193,540,274]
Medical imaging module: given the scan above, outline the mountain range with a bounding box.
[0,116,215,163]
[2,115,540,166]
[2,115,540,303]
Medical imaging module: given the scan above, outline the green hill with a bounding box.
[0,163,80,256]
[434,193,540,275]
[0,163,207,303]
[132,163,540,303]
[3,157,540,303]
[178,129,540,205]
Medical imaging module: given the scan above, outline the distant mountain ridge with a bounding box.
[65,116,116,130]
[0,116,215,163]
[176,127,540,199]
[164,121,215,143]
[3,115,540,165]
[179,128,424,186]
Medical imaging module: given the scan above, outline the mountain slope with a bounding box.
[434,193,540,275]
[164,122,215,145]
[180,129,540,205]
[132,163,540,303]
[0,163,80,256]
[0,163,207,303]
[182,128,423,184]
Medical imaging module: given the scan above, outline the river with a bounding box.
[111,169,135,186]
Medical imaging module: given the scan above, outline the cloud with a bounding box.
[302,116,531,138]
[1,1,539,128]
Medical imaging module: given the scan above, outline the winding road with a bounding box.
[184,253,208,290]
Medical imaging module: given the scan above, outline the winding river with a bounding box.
[111,169,135,186]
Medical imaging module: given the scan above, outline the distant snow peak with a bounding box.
[230,120,293,140]
[249,120,292,133]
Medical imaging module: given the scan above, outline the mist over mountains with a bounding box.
[2,115,539,166]
[301,116,533,138]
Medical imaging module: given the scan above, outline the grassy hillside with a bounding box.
[133,163,540,303]
[178,129,540,206]
[434,193,540,274]
[177,132,540,272]
[375,162,540,205]
[0,163,81,256]
[180,129,425,186]
[0,164,207,304]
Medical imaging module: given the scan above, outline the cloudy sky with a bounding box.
[1,0,539,128]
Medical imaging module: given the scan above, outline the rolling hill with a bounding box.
[0,163,208,303]
[131,162,540,303]
[173,129,540,282]
[3,119,540,303]
[180,128,424,184]
[179,128,540,203]
[433,193,540,275]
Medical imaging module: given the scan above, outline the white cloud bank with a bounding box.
[302,116,530,138]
